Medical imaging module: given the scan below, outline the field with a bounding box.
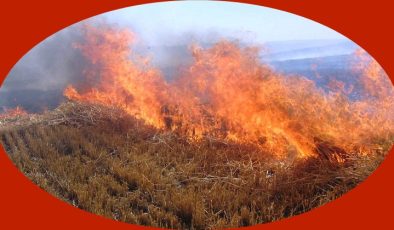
[0,102,390,229]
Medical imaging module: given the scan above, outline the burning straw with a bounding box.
[62,24,394,160]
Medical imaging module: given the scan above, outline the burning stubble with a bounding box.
[63,24,394,160]
[1,22,394,229]
[0,18,394,229]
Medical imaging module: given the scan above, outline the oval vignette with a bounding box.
[0,1,393,229]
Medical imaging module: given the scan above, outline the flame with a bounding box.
[0,106,27,119]
[65,25,168,127]
[64,24,394,159]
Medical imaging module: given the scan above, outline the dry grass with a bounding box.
[0,102,391,229]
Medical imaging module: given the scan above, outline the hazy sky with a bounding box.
[95,1,346,46]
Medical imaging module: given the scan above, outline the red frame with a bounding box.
[0,1,393,229]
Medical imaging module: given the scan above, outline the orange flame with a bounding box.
[0,106,27,119]
[64,24,394,159]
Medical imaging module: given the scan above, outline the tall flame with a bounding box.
[64,24,394,158]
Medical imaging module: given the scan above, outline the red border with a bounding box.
[0,1,393,229]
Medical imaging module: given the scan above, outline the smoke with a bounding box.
[0,18,358,113]
[0,24,88,112]
[0,19,255,113]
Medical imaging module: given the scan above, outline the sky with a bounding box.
[97,1,346,46]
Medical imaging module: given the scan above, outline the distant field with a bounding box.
[0,102,389,229]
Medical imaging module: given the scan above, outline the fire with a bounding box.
[64,24,394,159]
[64,25,168,128]
[0,106,27,119]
